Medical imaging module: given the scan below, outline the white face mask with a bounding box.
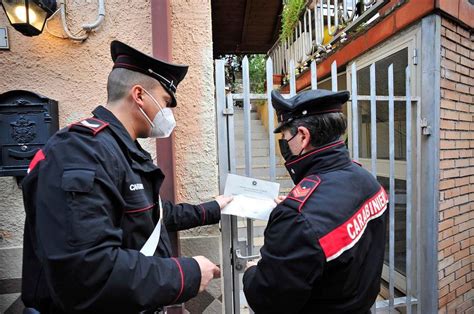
[138,89,176,138]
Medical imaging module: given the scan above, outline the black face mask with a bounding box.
[278,133,303,162]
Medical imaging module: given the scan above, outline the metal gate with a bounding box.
[216,52,425,313]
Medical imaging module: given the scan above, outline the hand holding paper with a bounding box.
[221,174,280,221]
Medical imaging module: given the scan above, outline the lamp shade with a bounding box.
[1,0,56,36]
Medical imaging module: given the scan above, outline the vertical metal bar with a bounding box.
[388,64,395,313]
[215,59,233,314]
[371,67,380,314]
[298,20,303,63]
[227,92,238,314]
[311,60,318,90]
[228,94,236,174]
[306,8,313,56]
[227,95,241,314]
[416,98,422,314]
[351,62,359,161]
[331,60,338,91]
[343,0,357,23]
[314,1,323,47]
[231,216,240,314]
[267,58,276,181]
[242,56,254,262]
[215,59,228,190]
[370,63,377,176]
[242,56,252,177]
[419,15,441,314]
[289,59,296,96]
[327,0,339,36]
[247,218,254,256]
[405,66,413,314]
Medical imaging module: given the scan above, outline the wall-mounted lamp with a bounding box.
[1,0,56,36]
[1,0,105,41]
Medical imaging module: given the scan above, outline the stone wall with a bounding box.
[437,16,474,314]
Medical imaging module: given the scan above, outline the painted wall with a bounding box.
[0,0,220,312]
[169,1,222,312]
[0,1,154,311]
[171,0,219,235]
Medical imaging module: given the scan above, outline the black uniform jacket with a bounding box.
[243,140,388,314]
[21,106,221,313]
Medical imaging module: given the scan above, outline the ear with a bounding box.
[297,126,312,150]
[131,85,145,108]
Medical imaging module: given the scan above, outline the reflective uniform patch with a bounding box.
[319,187,388,261]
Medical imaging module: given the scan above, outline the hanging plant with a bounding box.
[280,0,306,41]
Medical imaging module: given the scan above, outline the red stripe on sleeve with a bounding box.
[199,204,206,225]
[27,149,45,174]
[171,258,185,304]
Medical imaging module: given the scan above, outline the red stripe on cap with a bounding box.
[319,187,388,261]
[27,149,45,174]
[171,258,185,303]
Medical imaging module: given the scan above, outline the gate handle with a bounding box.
[235,249,260,261]
[235,249,261,271]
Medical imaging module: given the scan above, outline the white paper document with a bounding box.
[222,174,280,221]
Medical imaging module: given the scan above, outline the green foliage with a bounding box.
[248,54,266,93]
[280,0,306,41]
[221,54,267,94]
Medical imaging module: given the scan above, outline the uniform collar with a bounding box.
[92,105,152,161]
[284,140,351,184]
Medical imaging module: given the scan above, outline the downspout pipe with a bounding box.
[151,0,182,274]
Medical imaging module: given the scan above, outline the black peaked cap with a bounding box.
[111,40,188,107]
[272,89,350,133]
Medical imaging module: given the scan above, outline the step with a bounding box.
[233,120,265,129]
[235,147,274,158]
[235,139,270,150]
[234,130,269,140]
[233,123,266,131]
[233,110,259,118]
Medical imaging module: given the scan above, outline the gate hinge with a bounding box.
[420,118,431,136]
[223,108,234,116]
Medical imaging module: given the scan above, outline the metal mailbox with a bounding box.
[0,90,59,178]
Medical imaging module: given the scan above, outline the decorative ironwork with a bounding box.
[10,116,37,143]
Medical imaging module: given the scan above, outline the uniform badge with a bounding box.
[286,175,321,212]
[69,118,109,136]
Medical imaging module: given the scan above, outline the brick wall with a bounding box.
[438,17,474,314]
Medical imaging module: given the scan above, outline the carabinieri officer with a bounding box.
[21,40,232,313]
[243,89,388,314]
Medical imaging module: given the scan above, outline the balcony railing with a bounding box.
[268,0,389,78]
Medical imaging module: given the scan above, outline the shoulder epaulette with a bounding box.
[352,160,362,167]
[69,118,109,136]
[284,174,321,213]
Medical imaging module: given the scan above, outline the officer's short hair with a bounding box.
[107,68,159,103]
[283,112,347,147]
